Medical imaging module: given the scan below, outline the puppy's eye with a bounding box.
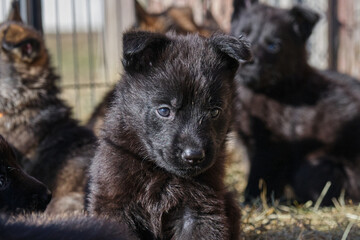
[22,43,33,56]
[210,108,221,118]
[157,107,171,118]
[265,40,281,54]
[0,175,7,190]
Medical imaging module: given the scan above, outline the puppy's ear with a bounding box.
[122,31,171,72]
[210,34,252,68]
[7,0,23,22]
[290,5,320,42]
[232,0,258,21]
[2,26,41,62]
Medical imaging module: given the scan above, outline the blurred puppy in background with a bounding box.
[0,135,51,213]
[231,0,360,205]
[0,1,96,213]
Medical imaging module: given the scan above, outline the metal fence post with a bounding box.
[19,0,43,33]
[328,0,339,71]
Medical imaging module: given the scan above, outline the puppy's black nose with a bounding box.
[43,189,52,205]
[32,189,52,211]
[181,148,205,165]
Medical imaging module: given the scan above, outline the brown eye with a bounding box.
[210,108,221,118]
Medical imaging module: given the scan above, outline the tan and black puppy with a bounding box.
[0,2,96,213]
[0,135,51,213]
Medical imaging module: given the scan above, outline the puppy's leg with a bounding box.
[173,200,231,240]
[293,156,346,205]
[224,192,241,240]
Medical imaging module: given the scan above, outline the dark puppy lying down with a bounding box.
[88,31,251,239]
[231,0,360,205]
[0,135,51,213]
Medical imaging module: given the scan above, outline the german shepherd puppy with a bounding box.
[86,0,220,136]
[0,214,134,240]
[0,135,51,213]
[88,30,251,239]
[0,2,96,213]
[134,0,219,37]
[231,0,360,205]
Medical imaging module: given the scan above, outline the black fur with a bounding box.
[0,214,134,240]
[0,135,51,213]
[231,1,360,205]
[89,31,251,239]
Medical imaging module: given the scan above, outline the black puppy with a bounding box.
[232,0,360,205]
[0,135,51,213]
[88,31,251,239]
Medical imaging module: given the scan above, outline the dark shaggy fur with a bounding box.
[0,4,96,213]
[86,0,220,137]
[231,0,360,205]
[0,135,51,213]
[0,214,134,240]
[88,31,251,239]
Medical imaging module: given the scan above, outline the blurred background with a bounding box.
[0,0,359,121]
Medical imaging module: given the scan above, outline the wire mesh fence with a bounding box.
[42,0,116,121]
[0,0,358,122]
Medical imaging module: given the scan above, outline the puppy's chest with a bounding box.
[125,175,197,237]
[0,120,38,158]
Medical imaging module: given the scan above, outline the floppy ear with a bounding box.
[232,0,258,21]
[7,0,23,22]
[210,34,252,67]
[122,31,171,72]
[290,5,320,42]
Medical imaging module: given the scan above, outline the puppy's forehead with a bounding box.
[0,22,41,44]
[238,5,293,39]
[154,36,221,92]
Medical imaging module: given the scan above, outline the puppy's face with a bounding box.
[0,21,54,113]
[0,21,48,77]
[116,31,251,177]
[231,1,319,90]
[0,135,51,213]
